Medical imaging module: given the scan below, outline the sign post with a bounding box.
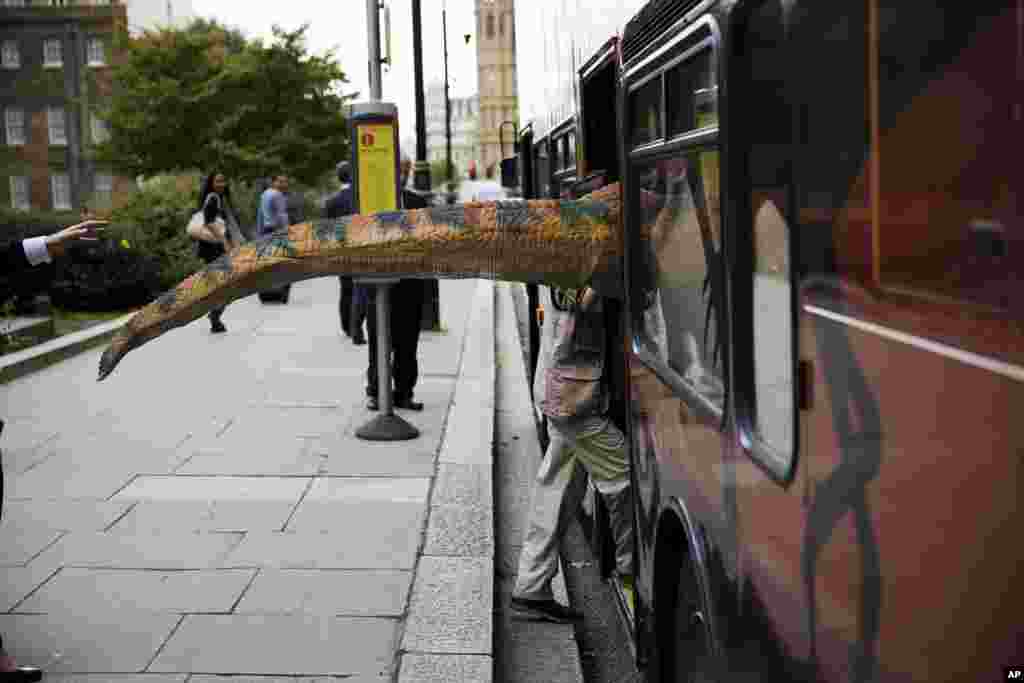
[351,102,419,442]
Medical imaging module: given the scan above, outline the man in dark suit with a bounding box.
[325,161,366,344]
[2,221,102,272]
[363,156,431,411]
[1,218,104,683]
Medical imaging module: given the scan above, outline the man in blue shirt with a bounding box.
[256,174,293,303]
[257,175,290,237]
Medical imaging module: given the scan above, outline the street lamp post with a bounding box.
[411,0,440,330]
[443,6,454,199]
[411,0,431,193]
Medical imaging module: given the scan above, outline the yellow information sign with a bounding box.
[356,123,398,214]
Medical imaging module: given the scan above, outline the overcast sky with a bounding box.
[191,0,480,151]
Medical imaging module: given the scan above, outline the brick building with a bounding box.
[0,0,133,214]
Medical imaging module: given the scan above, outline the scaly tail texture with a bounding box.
[97,183,622,381]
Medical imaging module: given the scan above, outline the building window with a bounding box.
[50,173,71,210]
[47,107,67,145]
[1,40,19,69]
[91,115,109,143]
[86,38,106,66]
[49,0,68,6]
[94,173,113,208]
[9,176,29,211]
[43,38,62,68]
[2,0,27,6]
[486,12,495,39]
[499,12,505,37]
[5,107,26,146]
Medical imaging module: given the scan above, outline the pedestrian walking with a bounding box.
[362,156,429,411]
[325,161,366,344]
[256,174,293,303]
[511,284,635,623]
[1,219,106,682]
[256,174,290,238]
[193,172,241,333]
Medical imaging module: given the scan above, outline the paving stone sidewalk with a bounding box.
[0,276,495,682]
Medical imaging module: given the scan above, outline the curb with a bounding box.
[0,312,134,385]
[399,279,496,683]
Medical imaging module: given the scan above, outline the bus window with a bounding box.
[746,0,796,465]
[666,48,718,136]
[630,76,662,147]
[635,150,725,407]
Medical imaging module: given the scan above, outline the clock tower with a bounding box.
[475,0,518,178]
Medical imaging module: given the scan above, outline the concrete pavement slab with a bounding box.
[213,405,350,440]
[234,569,411,617]
[189,677,384,683]
[0,521,63,567]
[30,531,244,570]
[176,438,325,476]
[149,615,397,677]
[46,675,188,679]
[114,476,309,503]
[222,527,419,570]
[4,456,139,500]
[111,500,296,533]
[401,556,493,654]
[398,654,493,683]
[318,446,436,478]
[0,565,58,611]
[46,676,187,682]
[0,612,180,672]
[0,416,58,452]
[283,500,423,534]
[18,568,255,614]
[261,367,362,408]
[0,499,132,532]
[303,477,429,503]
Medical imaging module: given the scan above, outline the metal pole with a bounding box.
[443,7,453,192]
[376,282,393,415]
[411,0,431,193]
[354,4,418,441]
[367,0,383,101]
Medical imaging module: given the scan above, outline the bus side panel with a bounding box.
[795,300,1024,683]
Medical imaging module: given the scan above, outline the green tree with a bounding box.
[93,22,354,186]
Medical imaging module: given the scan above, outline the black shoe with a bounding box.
[393,397,424,411]
[367,396,379,411]
[353,334,366,345]
[510,597,583,624]
[211,321,227,334]
[0,668,43,682]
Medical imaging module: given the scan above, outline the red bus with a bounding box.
[512,0,1023,681]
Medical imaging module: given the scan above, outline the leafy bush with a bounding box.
[105,174,206,290]
[50,241,162,311]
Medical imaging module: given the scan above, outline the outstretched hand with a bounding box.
[44,220,109,257]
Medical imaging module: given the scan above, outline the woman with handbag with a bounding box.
[188,172,241,333]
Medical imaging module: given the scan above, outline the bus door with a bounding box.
[622,16,730,677]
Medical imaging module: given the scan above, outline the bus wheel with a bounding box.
[652,556,718,683]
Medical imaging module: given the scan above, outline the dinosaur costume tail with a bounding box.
[97,183,622,381]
